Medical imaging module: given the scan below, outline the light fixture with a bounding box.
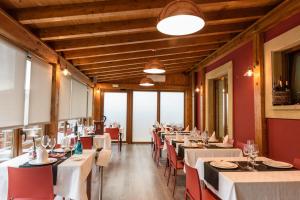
[144,58,166,74]
[63,68,70,76]
[157,0,205,36]
[195,87,200,93]
[139,77,155,87]
[244,66,254,77]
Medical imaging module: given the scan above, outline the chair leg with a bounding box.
[156,150,160,167]
[167,166,172,186]
[164,158,169,176]
[99,166,104,200]
[185,191,188,200]
[172,169,177,196]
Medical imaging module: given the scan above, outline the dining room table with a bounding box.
[0,149,99,200]
[195,156,300,200]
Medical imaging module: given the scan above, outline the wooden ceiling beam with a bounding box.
[84,62,195,75]
[13,0,279,25]
[92,66,192,78]
[0,8,93,87]
[196,0,300,68]
[64,43,221,60]
[72,50,211,66]
[38,7,268,41]
[51,23,245,51]
[78,56,202,71]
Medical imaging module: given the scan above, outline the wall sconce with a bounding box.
[244,66,254,77]
[62,68,70,76]
[96,88,100,93]
[195,87,200,93]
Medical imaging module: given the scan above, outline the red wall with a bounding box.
[196,41,255,144]
[264,12,300,163]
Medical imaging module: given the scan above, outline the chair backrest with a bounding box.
[80,137,93,149]
[156,133,162,147]
[8,166,54,200]
[236,141,246,150]
[293,158,300,169]
[165,139,171,159]
[185,163,202,200]
[168,143,178,167]
[105,127,119,140]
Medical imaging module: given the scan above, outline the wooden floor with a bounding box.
[102,144,185,200]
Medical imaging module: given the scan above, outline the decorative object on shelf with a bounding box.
[143,50,165,74]
[139,77,155,87]
[157,0,205,36]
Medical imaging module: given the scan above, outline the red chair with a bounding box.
[164,138,171,176]
[235,141,246,151]
[167,142,184,196]
[293,158,300,169]
[80,137,93,149]
[105,127,122,151]
[185,163,217,200]
[154,133,164,167]
[8,166,54,200]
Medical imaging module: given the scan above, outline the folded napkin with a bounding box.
[209,131,218,142]
[223,134,229,144]
[184,125,190,132]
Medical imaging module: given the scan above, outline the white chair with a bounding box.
[96,149,112,200]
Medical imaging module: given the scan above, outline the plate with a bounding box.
[215,143,233,148]
[263,160,293,168]
[210,161,238,169]
[70,155,83,161]
[29,158,57,166]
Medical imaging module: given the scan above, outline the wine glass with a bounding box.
[243,144,251,169]
[250,144,259,166]
[41,135,50,149]
[48,138,56,153]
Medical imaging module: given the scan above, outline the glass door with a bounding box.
[104,92,127,141]
[132,91,157,142]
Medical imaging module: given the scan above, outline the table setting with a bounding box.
[194,141,300,200]
[0,134,98,200]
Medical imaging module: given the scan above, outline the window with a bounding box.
[22,125,44,154]
[160,92,184,127]
[104,92,127,141]
[132,91,157,142]
[0,129,13,162]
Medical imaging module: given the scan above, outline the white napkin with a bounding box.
[209,131,217,142]
[176,133,183,141]
[223,135,229,144]
[184,125,190,132]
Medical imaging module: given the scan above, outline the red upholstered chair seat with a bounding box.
[185,163,217,200]
[8,166,54,200]
[79,137,93,149]
[105,127,119,140]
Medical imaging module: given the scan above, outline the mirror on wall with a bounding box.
[271,44,300,106]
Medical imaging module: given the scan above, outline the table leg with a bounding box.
[99,166,103,200]
[87,170,92,200]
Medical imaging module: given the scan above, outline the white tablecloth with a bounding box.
[94,133,111,150]
[0,150,97,200]
[195,157,300,200]
[184,147,243,167]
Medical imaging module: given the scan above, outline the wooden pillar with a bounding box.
[253,33,267,156]
[12,129,22,157]
[46,63,60,138]
[93,87,101,121]
[157,91,160,123]
[199,68,206,132]
[126,90,133,144]
[185,73,193,128]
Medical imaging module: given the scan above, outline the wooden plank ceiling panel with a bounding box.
[0,0,283,82]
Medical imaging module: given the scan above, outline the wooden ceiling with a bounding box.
[0,0,283,83]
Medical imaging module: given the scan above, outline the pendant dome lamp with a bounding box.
[157,0,205,36]
[139,77,155,87]
[143,50,166,74]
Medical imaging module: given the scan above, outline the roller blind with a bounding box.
[28,56,52,124]
[71,79,87,119]
[58,75,72,120]
[0,37,27,128]
[87,87,93,117]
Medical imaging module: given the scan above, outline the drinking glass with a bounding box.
[250,144,259,166]
[48,138,56,153]
[41,135,50,149]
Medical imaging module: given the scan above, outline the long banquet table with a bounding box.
[195,157,300,200]
[0,149,97,200]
